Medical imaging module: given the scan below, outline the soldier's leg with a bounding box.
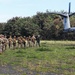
[0,44,2,54]
[9,43,10,48]
[5,44,7,50]
[24,42,26,48]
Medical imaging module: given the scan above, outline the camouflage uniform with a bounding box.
[13,36,17,49]
[8,36,13,49]
[0,38,3,53]
[27,36,31,47]
[22,36,26,48]
[31,35,36,47]
[0,35,5,52]
[2,36,8,50]
[36,35,40,47]
[17,36,23,48]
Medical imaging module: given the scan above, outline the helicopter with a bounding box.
[49,2,75,32]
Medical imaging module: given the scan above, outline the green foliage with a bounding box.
[0,23,6,34]
[0,11,75,40]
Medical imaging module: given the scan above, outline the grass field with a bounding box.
[0,40,75,75]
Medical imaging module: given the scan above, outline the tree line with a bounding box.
[0,11,75,40]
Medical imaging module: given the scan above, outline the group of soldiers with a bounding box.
[0,34,40,54]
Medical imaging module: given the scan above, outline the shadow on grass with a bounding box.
[41,42,50,47]
[66,46,75,49]
[16,50,26,57]
[16,54,25,57]
[16,50,25,54]
[36,47,52,51]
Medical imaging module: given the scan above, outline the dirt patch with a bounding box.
[0,64,59,75]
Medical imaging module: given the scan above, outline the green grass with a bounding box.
[0,40,75,75]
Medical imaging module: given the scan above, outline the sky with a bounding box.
[0,0,75,22]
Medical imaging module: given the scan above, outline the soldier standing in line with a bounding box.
[13,36,17,49]
[17,36,20,48]
[17,36,22,48]
[8,36,13,49]
[3,35,8,51]
[22,36,26,48]
[20,36,24,48]
[27,36,31,47]
[36,35,41,47]
[31,34,36,47]
[0,35,3,53]
[1,35,6,52]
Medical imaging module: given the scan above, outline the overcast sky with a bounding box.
[0,0,75,22]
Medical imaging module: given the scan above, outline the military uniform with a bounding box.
[22,37,26,48]
[31,35,36,47]
[0,38,3,53]
[17,36,23,48]
[8,36,13,49]
[13,36,17,49]
[27,36,31,47]
[36,35,40,47]
[2,36,8,50]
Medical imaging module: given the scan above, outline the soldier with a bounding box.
[36,35,41,47]
[0,35,3,53]
[8,36,13,49]
[22,36,26,48]
[1,35,5,52]
[17,36,23,48]
[31,34,36,47]
[27,36,31,47]
[13,36,17,49]
[2,35,8,50]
